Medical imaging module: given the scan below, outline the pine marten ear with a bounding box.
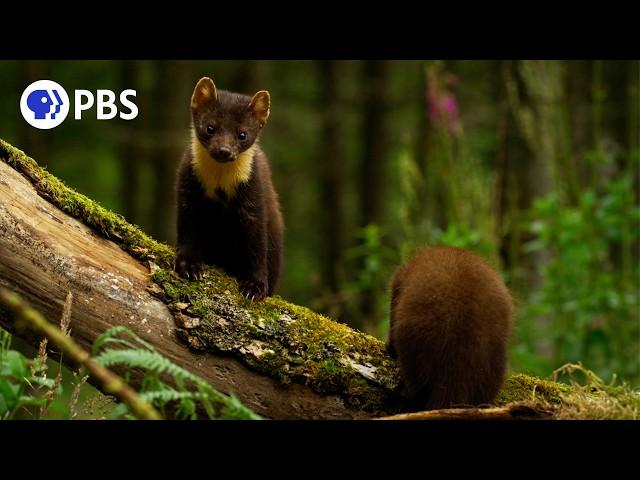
[191,77,218,110]
[248,90,270,127]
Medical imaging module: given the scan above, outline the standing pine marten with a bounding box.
[387,246,513,410]
[174,77,284,301]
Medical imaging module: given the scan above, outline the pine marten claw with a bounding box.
[175,255,204,282]
[239,279,266,302]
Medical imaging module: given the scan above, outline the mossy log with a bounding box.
[0,139,591,419]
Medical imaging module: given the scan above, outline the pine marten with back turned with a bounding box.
[388,246,513,410]
[174,77,284,301]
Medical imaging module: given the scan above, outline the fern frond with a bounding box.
[221,394,263,420]
[139,389,211,404]
[94,349,208,388]
[92,326,156,356]
[92,326,262,420]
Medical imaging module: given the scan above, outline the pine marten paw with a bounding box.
[239,278,267,302]
[386,339,398,359]
[174,254,205,281]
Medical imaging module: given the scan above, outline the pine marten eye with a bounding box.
[206,124,216,135]
[238,131,247,141]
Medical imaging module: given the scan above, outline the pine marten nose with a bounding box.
[214,147,233,161]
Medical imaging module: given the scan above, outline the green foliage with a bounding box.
[345,224,397,294]
[0,325,260,420]
[549,363,640,420]
[517,174,640,385]
[0,331,59,419]
[91,326,261,420]
[345,219,499,337]
[343,224,397,334]
[345,142,500,337]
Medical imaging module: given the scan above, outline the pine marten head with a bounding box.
[190,76,270,163]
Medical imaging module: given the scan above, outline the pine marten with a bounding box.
[387,246,513,410]
[174,77,284,301]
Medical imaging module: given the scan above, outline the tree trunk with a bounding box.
[231,60,265,94]
[501,60,558,293]
[511,60,578,205]
[565,60,592,187]
[20,61,49,165]
[359,60,389,333]
[150,61,192,245]
[361,60,389,228]
[119,60,142,225]
[414,61,429,183]
[317,60,345,301]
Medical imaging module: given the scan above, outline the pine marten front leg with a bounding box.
[174,173,205,281]
[231,190,269,301]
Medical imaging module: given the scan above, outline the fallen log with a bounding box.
[0,139,575,419]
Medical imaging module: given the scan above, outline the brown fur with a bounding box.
[175,77,284,301]
[388,246,513,410]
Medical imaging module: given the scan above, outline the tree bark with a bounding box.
[501,60,559,293]
[359,60,389,333]
[20,61,49,164]
[119,60,142,226]
[150,61,192,245]
[231,60,265,94]
[318,60,345,300]
[361,60,389,227]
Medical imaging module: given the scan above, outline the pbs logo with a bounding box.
[20,80,70,130]
[20,80,138,130]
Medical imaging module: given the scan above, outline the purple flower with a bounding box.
[426,65,461,136]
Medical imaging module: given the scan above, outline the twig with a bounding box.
[39,292,73,418]
[60,291,73,337]
[69,371,89,419]
[33,337,48,376]
[376,402,555,420]
[0,287,161,420]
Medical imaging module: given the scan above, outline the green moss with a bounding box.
[495,373,572,406]
[150,263,402,412]
[0,139,174,267]
[544,364,640,419]
[494,369,640,419]
[147,250,401,412]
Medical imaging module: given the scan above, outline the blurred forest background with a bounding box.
[0,60,638,389]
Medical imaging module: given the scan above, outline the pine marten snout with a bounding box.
[388,246,513,411]
[174,77,284,302]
